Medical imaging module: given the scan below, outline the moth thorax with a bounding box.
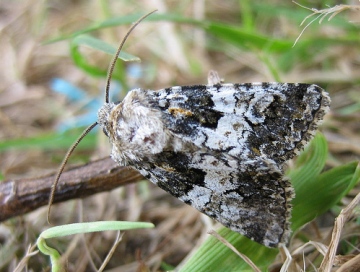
[110,99,172,164]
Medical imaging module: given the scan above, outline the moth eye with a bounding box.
[102,128,109,137]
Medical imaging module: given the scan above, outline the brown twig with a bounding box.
[0,157,143,222]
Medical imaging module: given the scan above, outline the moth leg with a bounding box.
[207,70,223,85]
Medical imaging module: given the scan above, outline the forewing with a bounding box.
[146,83,330,165]
[133,151,293,248]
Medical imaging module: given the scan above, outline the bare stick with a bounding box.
[0,157,143,222]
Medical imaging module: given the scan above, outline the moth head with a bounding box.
[100,90,171,165]
[97,102,116,138]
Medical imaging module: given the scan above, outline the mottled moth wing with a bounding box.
[147,83,330,165]
[136,151,293,247]
[98,82,330,247]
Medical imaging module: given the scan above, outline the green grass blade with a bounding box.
[288,133,328,187]
[46,13,202,43]
[291,133,360,231]
[180,228,278,271]
[69,34,138,84]
[292,161,360,231]
[252,3,360,31]
[206,23,294,53]
[70,40,108,78]
[72,35,140,62]
[37,221,154,272]
[40,221,154,238]
[0,130,96,152]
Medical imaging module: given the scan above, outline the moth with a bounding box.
[50,11,330,248]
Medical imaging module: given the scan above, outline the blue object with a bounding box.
[50,78,122,132]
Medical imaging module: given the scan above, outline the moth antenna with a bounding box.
[105,10,157,103]
[47,122,98,224]
[48,10,156,224]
